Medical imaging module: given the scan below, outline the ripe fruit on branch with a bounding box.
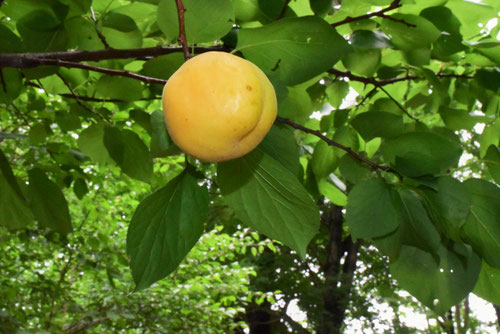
[162,51,277,162]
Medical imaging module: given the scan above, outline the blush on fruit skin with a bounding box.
[162,51,277,162]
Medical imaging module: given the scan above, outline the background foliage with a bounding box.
[1,0,500,333]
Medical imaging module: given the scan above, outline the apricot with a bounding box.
[162,51,277,162]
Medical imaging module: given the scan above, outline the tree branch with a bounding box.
[331,0,415,28]
[0,46,227,64]
[56,73,107,121]
[276,117,391,171]
[175,0,191,60]
[278,0,292,19]
[378,85,417,121]
[4,58,167,85]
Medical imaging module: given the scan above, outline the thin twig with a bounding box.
[0,68,7,93]
[331,0,415,28]
[56,73,106,121]
[14,58,167,85]
[278,0,292,19]
[378,85,417,121]
[276,116,391,171]
[356,86,378,107]
[90,6,112,49]
[174,0,191,60]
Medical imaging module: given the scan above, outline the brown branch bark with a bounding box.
[0,46,226,64]
[319,205,360,334]
[3,58,167,85]
[175,0,191,60]
[331,0,415,28]
[276,116,391,172]
[278,0,292,19]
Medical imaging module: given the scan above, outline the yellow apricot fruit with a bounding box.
[162,51,277,162]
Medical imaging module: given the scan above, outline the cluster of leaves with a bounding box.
[1,0,500,331]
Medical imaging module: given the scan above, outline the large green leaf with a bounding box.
[0,68,23,104]
[100,12,142,49]
[345,178,401,239]
[351,111,405,141]
[16,10,69,52]
[27,168,72,235]
[95,76,143,102]
[150,110,179,158]
[142,54,184,81]
[325,81,349,109]
[127,168,209,290]
[390,244,481,315]
[217,148,320,258]
[104,127,153,183]
[473,261,500,305]
[461,179,500,269]
[259,125,301,177]
[381,131,462,177]
[0,24,24,53]
[485,145,500,185]
[372,187,441,258]
[157,0,234,44]
[77,123,115,165]
[237,16,351,85]
[0,150,33,230]
[380,14,440,51]
[421,177,471,241]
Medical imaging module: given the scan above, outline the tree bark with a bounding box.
[494,304,500,328]
[318,205,360,334]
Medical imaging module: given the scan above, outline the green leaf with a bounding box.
[390,244,480,315]
[28,168,73,234]
[338,154,371,184]
[95,76,143,102]
[473,261,500,305]
[439,106,486,131]
[0,149,33,230]
[309,0,332,16]
[381,131,462,177]
[318,179,347,206]
[311,140,338,179]
[351,111,404,141]
[127,168,209,290]
[396,188,441,253]
[157,0,234,44]
[259,125,301,177]
[150,110,179,158]
[218,149,320,258]
[345,178,401,239]
[325,81,349,109]
[342,48,380,77]
[16,10,69,52]
[485,145,500,185]
[100,12,142,48]
[142,54,184,81]
[350,30,393,49]
[461,179,500,269]
[0,68,23,104]
[421,177,471,241]
[475,69,500,93]
[380,14,440,51]
[77,123,115,164]
[104,127,153,183]
[73,178,88,200]
[237,16,351,85]
[0,24,24,53]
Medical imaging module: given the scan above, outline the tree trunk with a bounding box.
[318,205,360,334]
[246,303,274,334]
[493,304,500,328]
